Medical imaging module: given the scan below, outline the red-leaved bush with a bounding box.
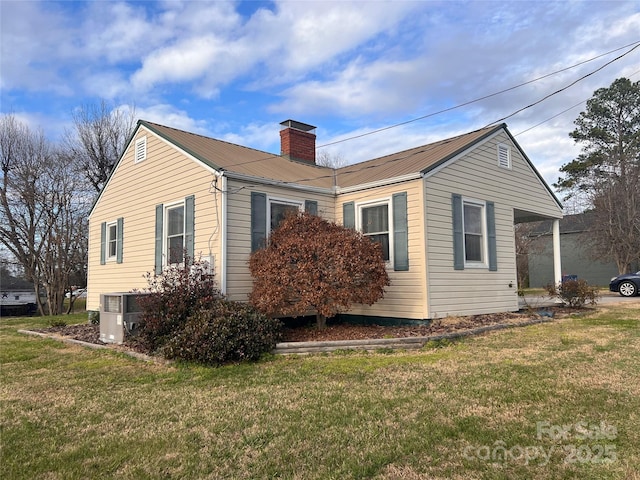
[249,211,391,327]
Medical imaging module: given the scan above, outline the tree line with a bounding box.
[0,102,135,315]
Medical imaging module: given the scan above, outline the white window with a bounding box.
[497,143,511,169]
[135,136,147,163]
[268,198,302,231]
[107,222,118,260]
[165,203,185,265]
[462,199,487,266]
[358,199,392,262]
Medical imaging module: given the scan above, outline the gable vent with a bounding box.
[135,136,147,163]
[497,143,511,169]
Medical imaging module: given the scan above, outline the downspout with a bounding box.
[217,171,228,295]
[421,173,431,319]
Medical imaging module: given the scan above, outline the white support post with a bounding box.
[552,218,562,285]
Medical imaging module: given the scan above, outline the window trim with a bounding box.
[164,200,186,266]
[101,217,123,265]
[135,136,147,163]
[462,197,488,269]
[356,197,393,264]
[106,221,118,261]
[267,196,303,233]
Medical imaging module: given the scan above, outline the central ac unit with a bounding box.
[99,292,146,344]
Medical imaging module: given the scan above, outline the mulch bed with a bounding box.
[33,307,587,350]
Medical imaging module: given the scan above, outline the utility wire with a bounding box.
[317,40,640,149]
[215,41,640,174]
[486,42,640,127]
[205,41,640,191]
[515,68,640,136]
[271,45,640,189]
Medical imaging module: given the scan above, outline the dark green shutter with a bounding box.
[155,204,163,274]
[486,201,497,271]
[343,202,355,229]
[452,194,464,270]
[305,200,318,216]
[116,217,124,264]
[100,222,106,265]
[251,192,267,252]
[185,195,195,262]
[392,192,409,271]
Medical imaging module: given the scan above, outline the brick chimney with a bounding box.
[280,120,316,164]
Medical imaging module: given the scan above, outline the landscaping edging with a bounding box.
[19,317,554,359]
[273,317,554,354]
[17,329,156,363]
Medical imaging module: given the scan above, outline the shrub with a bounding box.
[88,310,100,325]
[545,279,599,308]
[162,302,282,365]
[137,258,223,352]
[249,211,390,328]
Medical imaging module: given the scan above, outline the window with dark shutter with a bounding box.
[452,194,498,271]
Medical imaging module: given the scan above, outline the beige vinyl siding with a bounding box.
[425,130,562,317]
[336,180,428,320]
[224,179,335,302]
[87,128,223,310]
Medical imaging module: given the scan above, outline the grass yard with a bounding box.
[1,303,639,479]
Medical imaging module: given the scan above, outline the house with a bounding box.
[87,119,563,322]
[527,212,636,287]
[0,272,38,315]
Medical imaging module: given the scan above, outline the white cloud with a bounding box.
[2,0,638,194]
[129,1,421,96]
[219,122,279,152]
[133,36,226,90]
[0,1,75,94]
[135,104,209,135]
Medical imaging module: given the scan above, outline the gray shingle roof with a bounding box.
[141,120,505,190]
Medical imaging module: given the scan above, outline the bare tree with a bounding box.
[62,100,136,193]
[0,114,87,315]
[514,222,545,290]
[316,149,348,169]
[555,78,640,273]
[586,173,640,274]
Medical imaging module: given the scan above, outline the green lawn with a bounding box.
[2,304,639,479]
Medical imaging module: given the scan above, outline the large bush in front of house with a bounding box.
[137,258,222,352]
[137,258,281,363]
[162,302,282,365]
[249,211,391,328]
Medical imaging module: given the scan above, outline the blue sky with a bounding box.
[1,0,639,194]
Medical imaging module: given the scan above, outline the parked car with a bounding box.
[609,271,640,297]
[65,288,87,299]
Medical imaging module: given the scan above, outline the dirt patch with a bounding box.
[33,307,587,349]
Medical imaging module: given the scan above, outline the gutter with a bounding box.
[335,172,423,194]
[222,170,334,195]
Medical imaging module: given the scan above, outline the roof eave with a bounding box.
[139,120,222,171]
[88,120,145,217]
[221,170,335,195]
[420,123,506,176]
[502,126,563,210]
